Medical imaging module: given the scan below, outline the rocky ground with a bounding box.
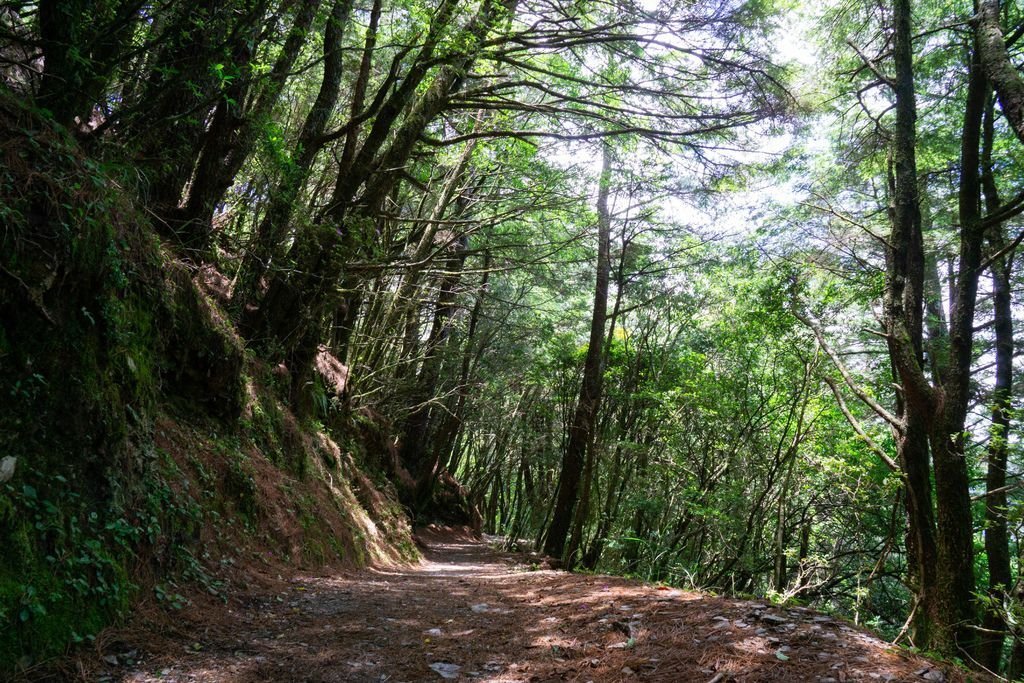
[63,530,974,682]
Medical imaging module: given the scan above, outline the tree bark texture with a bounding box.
[977,0,1024,146]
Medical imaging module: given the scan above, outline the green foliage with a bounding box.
[0,476,134,663]
[7,0,1024,672]
[460,222,909,628]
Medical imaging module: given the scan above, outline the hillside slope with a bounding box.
[0,93,419,673]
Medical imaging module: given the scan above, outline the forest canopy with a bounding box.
[3,0,1024,675]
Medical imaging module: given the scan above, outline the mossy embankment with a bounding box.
[0,94,418,674]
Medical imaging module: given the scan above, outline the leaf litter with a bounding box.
[75,528,983,682]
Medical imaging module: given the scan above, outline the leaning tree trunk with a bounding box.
[126,0,262,231]
[397,238,469,507]
[247,0,502,406]
[181,0,325,251]
[544,143,613,561]
[432,252,491,474]
[234,0,366,310]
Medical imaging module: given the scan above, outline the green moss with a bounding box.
[224,452,258,519]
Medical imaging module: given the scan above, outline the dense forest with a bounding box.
[3,0,1024,677]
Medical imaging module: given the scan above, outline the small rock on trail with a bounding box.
[429,662,461,679]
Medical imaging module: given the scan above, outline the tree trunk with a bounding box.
[432,252,491,474]
[774,452,798,592]
[977,0,1024,146]
[544,144,613,560]
[234,0,365,310]
[886,0,945,650]
[181,0,325,251]
[564,429,598,569]
[37,0,139,128]
[398,239,469,507]
[922,28,989,658]
[977,93,1014,672]
[581,424,637,570]
[332,284,363,365]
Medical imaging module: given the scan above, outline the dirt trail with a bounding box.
[91,531,967,683]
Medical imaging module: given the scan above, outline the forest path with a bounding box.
[105,531,964,683]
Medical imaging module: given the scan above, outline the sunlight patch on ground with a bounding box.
[421,562,496,573]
